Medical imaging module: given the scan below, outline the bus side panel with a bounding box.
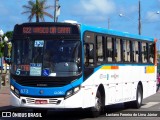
[81,71,100,108]
[81,68,111,108]
[81,65,156,108]
[142,66,157,99]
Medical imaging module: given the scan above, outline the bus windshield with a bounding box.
[11,39,82,77]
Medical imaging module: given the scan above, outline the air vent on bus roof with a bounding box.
[64,20,78,24]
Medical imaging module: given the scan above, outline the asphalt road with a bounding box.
[1,92,160,120]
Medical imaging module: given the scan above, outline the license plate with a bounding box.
[35,100,48,104]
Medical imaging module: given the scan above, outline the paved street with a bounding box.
[0,86,160,120]
[0,87,11,112]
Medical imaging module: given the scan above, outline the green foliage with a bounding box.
[4,31,13,39]
[0,42,12,58]
[0,42,5,57]
[2,31,13,41]
[158,53,160,59]
[0,31,13,58]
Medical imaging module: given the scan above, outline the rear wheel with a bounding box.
[132,85,143,109]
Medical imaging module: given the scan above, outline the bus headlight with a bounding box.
[10,85,20,98]
[65,86,81,99]
[10,85,15,91]
[66,90,73,97]
[73,86,80,93]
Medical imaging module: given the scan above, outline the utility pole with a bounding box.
[54,0,60,22]
[138,0,141,35]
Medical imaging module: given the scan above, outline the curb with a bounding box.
[0,106,17,112]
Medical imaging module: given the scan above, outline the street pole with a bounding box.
[54,0,57,22]
[138,0,141,35]
[54,0,59,22]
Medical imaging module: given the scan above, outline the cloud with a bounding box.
[81,0,115,15]
[83,15,108,23]
[146,11,160,22]
[69,0,116,25]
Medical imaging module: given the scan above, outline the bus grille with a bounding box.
[26,97,63,104]
[11,75,78,87]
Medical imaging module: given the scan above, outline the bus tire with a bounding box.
[90,90,102,117]
[132,85,143,109]
[33,109,48,118]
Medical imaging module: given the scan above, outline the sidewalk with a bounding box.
[0,73,15,112]
[0,86,14,112]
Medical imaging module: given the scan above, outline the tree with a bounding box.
[22,0,54,22]
[3,31,13,40]
[0,32,12,74]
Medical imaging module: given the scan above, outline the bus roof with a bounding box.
[80,24,155,42]
[13,22,155,41]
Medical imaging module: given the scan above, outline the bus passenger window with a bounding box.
[123,40,130,62]
[142,42,147,63]
[126,40,131,62]
[135,41,139,63]
[149,43,154,63]
[106,37,113,62]
[84,43,94,66]
[132,41,136,62]
[115,38,121,62]
[96,36,104,63]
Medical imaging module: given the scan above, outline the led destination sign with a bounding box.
[23,27,71,34]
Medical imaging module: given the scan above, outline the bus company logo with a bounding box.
[99,74,109,80]
[2,112,11,117]
[111,74,119,79]
[54,91,64,95]
[39,90,44,94]
[2,112,42,118]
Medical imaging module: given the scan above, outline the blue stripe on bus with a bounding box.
[10,76,83,97]
[80,24,154,41]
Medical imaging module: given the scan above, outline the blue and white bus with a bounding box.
[5,22,157,117]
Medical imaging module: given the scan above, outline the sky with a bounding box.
[1,0,160,40]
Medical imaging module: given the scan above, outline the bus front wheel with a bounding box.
[90,90,102,117]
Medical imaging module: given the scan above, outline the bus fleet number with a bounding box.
[20,89,29,94]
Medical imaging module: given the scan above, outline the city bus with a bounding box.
[4,22,157,117]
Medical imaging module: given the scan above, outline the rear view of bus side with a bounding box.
[81,24,157,116]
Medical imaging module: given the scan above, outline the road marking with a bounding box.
[141,102,160,108]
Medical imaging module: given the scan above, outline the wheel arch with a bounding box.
[97,84,105,107]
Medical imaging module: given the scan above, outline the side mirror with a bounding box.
[4,43,11,65]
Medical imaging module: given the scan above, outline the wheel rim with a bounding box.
[137,91,142,105]
[95,96,101,111]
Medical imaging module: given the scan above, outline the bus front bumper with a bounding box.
[10,91,83,109]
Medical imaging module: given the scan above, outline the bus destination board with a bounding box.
[23,27,71,34]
